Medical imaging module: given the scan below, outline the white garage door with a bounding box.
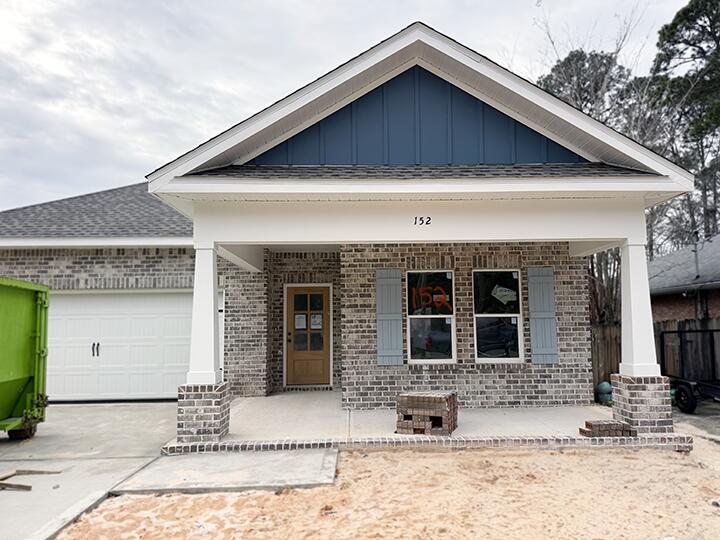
[47,292,193,400]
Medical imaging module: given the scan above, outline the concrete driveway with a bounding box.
[674,399,720,438]
[0,402,176,540]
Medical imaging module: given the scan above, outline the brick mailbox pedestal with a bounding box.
[396,391,458,436]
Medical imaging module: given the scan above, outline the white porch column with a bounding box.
[619,241,660,376]
[187,244,221,384]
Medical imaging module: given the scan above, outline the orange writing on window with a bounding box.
[411,286,452,314]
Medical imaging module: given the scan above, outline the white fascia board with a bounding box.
[159,175,683,199]
[0,237,193,249]
[414,27,694,188]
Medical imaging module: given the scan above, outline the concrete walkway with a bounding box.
[113,449,338,494]
[0,402,177,540]
[227,390,613,441]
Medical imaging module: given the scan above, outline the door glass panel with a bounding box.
[310,332,323,351]
[294,314,307,330]
[310,293,323,311]
[294,332,308,351]
[310,313,322,330]
[294,293,308,311]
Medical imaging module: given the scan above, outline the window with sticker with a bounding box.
[473,270,522,361]
[407,271,455,362]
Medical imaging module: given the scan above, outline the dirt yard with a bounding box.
[61,433,720,540]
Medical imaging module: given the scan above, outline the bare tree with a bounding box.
[534,7,691,323]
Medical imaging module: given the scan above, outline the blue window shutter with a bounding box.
[528,267,559,364]
[376,269,403,365]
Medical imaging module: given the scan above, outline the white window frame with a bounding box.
[472,269,524,363]
[406,270,457,364]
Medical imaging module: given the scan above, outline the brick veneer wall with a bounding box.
[218,256,269,397]
[266,251,342,390]
[339,242,593,409]
[651,289,720,322]
[176,382,230,443]
[611,375,673,434]
[0,247,194,289]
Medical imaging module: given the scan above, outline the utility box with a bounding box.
[0,277,49,440]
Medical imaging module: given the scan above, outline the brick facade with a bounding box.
[218,257,269,396]
[611,375,674,434]
[0,247,194,290]
[1,243,593,411]
[651,289,720,322]
[176,382,230,443]
[340,242,593,409]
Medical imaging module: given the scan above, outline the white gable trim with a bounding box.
[147,22,693,192]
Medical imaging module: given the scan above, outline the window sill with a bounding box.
[475,358,524,364]
[408,359,457,365]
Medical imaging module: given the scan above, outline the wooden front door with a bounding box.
[286,286,331,385]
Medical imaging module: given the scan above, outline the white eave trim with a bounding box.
[0,237,193,249]
[147,22,694,192]
[160,175,681,195]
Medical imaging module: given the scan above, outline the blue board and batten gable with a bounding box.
[250,66,584,166]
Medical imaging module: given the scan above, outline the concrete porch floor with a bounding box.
[227,390,613,441]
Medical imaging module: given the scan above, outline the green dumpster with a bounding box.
[0,277,49,440]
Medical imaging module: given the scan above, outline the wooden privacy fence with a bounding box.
[591,324,620,388]
[590,318,720,388]
[656,318,720,381]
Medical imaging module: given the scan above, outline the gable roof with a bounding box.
[0,183,192,240]
[648,235,720,294]
[147,21,693,191]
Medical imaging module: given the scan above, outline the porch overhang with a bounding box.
[187,197,647,249]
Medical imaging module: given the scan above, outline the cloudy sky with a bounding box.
[0,0,687,210]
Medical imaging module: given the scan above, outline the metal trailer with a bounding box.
[659,328,720,414]
[0,277,49,439]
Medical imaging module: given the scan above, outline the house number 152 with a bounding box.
[413,216,432,225]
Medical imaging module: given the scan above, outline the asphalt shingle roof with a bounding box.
[189,162,658,180]
[648,235,720,294]
[0,183,192,238]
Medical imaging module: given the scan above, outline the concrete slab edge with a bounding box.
[28,457,161,540]
[161,433,694,455]
[110,479,335,496]
[26,490,108,540]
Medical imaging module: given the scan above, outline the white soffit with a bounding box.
[147,22,694,191]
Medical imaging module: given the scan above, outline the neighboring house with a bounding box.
[649,235,720,322]
[1,23,693,443]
